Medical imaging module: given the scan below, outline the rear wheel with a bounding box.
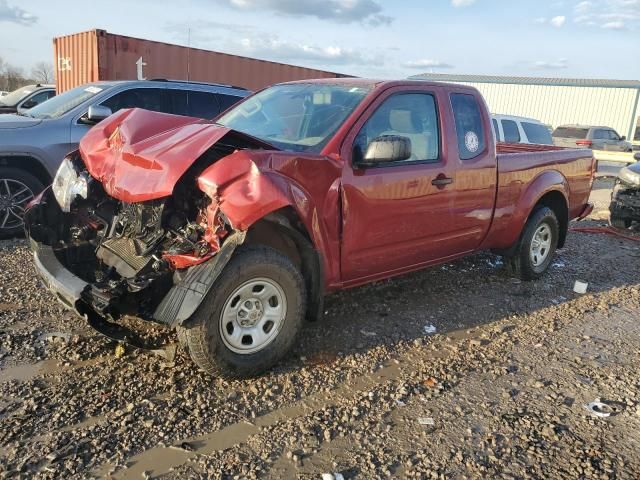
[0,167,44,239]
[178,245,306,378]
[507,207,559,281]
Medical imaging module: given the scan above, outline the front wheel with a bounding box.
[178,245,306,379]
[0,167,44,239]
[507,207,559,281]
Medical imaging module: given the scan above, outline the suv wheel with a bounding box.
[0,167,44,239]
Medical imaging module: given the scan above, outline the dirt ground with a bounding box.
[1,177,639,479]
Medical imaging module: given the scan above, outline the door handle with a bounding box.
[431,176,453,187]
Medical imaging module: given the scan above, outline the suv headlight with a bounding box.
[618,166,640,186]
[52,157,89,212]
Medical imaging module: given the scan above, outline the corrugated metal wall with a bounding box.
[445,81,639,139]
[53,29,350,94]
[53,30,100,93]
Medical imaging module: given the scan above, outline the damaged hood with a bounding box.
[79,108,273,202]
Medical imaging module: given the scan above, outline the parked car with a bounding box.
[609,152,640,229]
[0,84,56,115]
[492,114,553,145]
[552,125,633,152]
[25,79,595,378]
[632,125,640,151]
[0,79,249,237]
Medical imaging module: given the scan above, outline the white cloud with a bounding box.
[0,0,36,25]
[550,15,567,26]
[573,0,640,29]
[451,0,476,6]
[403,59,454,70]
[602,20,626,28]
[166,20,378,67]
[534,58,569,69]
[214,0,393,26]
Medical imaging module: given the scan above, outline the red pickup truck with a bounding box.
[25,79,594,378]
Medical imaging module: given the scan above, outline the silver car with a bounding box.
[0,80,249,237]
[552,124,633,152]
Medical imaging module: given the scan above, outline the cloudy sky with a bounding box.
[1,0,639,80]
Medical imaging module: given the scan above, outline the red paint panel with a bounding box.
[197,151,290,230]
[79,108,230,202]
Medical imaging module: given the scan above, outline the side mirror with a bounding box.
[82,105,112,124]
[360,135,411,165]
[634,152,640,162]
[620,136,626,141]
[21,99,37,109]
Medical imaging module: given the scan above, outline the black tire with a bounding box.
[610,216,631,229]
[0,167,45,239]
[177,245,306,379]
[507,206,559,281]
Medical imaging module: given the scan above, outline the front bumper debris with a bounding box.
[609,183,640,221]
[25,188,245,339]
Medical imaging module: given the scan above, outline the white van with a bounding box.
[492,114,553,145]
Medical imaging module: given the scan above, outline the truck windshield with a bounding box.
[217,83,372,153]
[27,84,113,119]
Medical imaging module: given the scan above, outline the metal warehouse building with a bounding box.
[410,73,640,141]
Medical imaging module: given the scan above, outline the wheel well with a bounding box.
[244,207,324,321]
[0,156,52,188]
[534,190,568,248]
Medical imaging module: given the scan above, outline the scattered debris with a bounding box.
[423,324,437,334]
[150,343,177,362]
[169,441,195,452]
[573,281,589,294]
[114,343,126,359]
[360,329,377,337]
[584,399,614,418]
[395,399,406,407]
[36,331,71,344]
[322,473,345,480]
[552,261,566,268]
[422,377,438,388]
[418,417,435,426]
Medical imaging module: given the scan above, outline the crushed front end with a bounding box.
[609,164,640,228]
[25,152,237,330]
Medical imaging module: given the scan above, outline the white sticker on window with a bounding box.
[84,86,103,94]
[465,131,479,153]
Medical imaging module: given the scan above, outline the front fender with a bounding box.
[197,150,340,285]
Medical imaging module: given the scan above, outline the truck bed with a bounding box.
[482,143,595,250]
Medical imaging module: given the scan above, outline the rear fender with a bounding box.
[489,170,568,251]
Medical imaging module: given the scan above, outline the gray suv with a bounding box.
[552,124,633,152]
[0,80,249,237]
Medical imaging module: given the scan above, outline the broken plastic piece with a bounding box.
[36,331,71,343]
[584,399,614,418]
[360,329,377,337]
[418,417,435,426]
[423,324,437,334]
[321,474,345,480]
[573,280,588,294]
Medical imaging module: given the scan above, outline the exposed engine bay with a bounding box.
[26,139,249,323]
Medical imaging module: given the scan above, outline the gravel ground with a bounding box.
[1,179,639,479]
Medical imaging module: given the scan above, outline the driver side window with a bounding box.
[353,93,439,165]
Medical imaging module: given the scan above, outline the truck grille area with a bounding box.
[96,200,166,278]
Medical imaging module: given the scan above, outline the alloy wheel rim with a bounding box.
[219,277,287,354]
[0,178,34,231]
[530,223,552,267]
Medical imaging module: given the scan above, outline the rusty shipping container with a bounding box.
[53,29,351,93]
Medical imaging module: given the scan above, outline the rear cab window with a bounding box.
[450,93,486,160]
[522,122,553,145]
[552,127,588,139]
[501,119,520,143]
